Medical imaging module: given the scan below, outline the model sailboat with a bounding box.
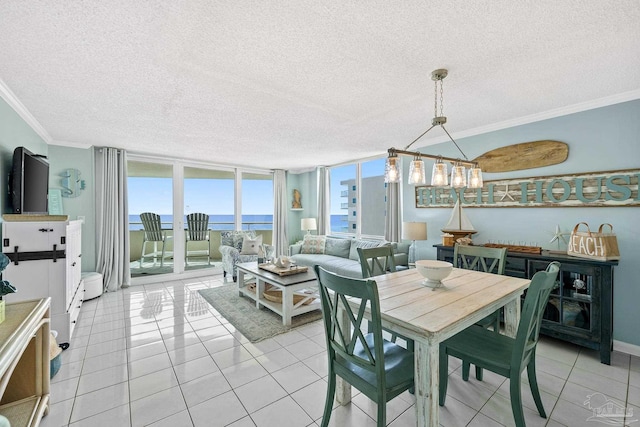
[441,199,477,241]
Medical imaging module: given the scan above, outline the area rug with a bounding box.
[198,285,322,342]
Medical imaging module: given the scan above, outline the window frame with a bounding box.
[328,156,388,240]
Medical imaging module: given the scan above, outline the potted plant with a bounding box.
[0,253,17,324]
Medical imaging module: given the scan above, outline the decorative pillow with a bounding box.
[324,237,351,258]
[349,239,383,261]
[300,235,326,254]
[240,235,263,255]
[233,231,255,250]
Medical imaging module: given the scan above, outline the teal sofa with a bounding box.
[289,236,409,279]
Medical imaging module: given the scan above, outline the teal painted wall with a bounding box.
[286,170,316,244]
[48,145,96,271]
[0,97,48,215]
[286,100,640,347]
[4,92,638,347]
[402,99,640,346]
[0,97,97,272]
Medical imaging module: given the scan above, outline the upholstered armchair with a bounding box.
[219,231,273,282]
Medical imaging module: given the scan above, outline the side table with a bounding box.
[0,299,51,426]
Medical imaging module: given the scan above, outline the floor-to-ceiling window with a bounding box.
[241,172,274,245]
[329,164,356,235]
[184,166,235,271]
[329,158,386,238]
[360,158,386,237]
[127,157,273,281]
[128,160,175,277]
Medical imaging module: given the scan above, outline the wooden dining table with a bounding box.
[336,267,532,427]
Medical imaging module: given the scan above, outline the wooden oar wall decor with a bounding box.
[472,140,568,173]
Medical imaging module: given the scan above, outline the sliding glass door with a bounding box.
[127,157,274,281]
[241,172,274,247]
[184,166,235,271]
[128,160,175,278]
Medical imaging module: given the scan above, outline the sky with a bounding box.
[329,158,385,214]
[128,178,273,215]
[128,157,385,216]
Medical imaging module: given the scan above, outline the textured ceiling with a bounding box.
[1,1,639,171]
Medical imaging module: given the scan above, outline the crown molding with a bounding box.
[459,89,640,139]
[128,150,274,175]
[49,139,94,149]
[417,89,640,148]
[288,166,321,174]
[0,78,53,144]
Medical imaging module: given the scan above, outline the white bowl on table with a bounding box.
[415,260,453,289]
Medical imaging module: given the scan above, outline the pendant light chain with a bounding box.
[433,78,438,119]
[439,78,444,117]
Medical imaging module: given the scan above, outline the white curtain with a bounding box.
[95,147,130,291]
[272,170,288,256]
[384,182,402,242]
[317,166,330,235]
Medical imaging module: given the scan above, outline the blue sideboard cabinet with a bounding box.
[435,244,617,364]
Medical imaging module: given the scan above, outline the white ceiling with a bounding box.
[1,1,639,171]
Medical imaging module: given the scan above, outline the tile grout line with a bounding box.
[51,274,633,427]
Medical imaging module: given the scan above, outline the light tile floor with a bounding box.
[41,274,639,427]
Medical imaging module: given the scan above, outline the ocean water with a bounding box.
[129,214,348,231]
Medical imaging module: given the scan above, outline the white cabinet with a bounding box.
[1,216,83,343]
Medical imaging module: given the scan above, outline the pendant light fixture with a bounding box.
[384,151,400,183]
[431,157,448,186]
[450,162,467,188]
[383,69,483,188]
[467,166,484,188]
[408,156,426,185]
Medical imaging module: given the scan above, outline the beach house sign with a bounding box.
[415,169,640,208]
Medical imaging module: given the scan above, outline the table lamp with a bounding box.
[301,218,317,235]
[402,221,427,263]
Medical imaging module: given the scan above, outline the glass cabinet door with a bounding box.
[529,260,600,340]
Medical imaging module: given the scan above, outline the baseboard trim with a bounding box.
[613,339,640,357]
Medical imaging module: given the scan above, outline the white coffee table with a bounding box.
[236,262,320,325]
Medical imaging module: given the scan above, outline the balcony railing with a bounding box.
[129,220,272,232]
[129,227,274,263]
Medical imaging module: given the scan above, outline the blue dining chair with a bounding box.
[453,244,508,379]
[315,265,415,427]
[357,246,415,353]
[439,261,561,427]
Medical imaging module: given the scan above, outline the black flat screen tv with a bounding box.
[9,147,49,214]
